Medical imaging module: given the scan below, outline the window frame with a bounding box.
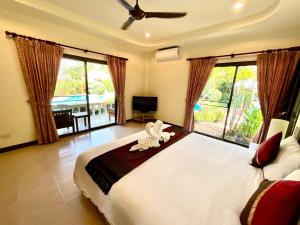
[194,60,258,148]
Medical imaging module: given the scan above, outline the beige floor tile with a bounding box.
[0,170,18,207]
[67,195,106,225]
[18,203,74,225]
[54,175,81,201]
[0,122,144,225]
[0,204,19,225]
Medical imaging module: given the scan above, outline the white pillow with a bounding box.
[248,142,259,152]
[284,169,300,181]
[263,136,300,180]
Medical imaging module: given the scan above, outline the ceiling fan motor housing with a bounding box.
[129,4,145,20]
[118,0,187,30]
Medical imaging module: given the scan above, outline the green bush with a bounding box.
[236,106,263,138]
[194,106,225,122]
[202,88,222,102]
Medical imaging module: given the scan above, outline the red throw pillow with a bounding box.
[251,132,282,168]
[240,180,300,225]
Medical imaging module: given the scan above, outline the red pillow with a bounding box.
[251,132,282,168]
[240,180,300,225]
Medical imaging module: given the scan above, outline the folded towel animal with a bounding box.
[154,120,175,143]
[130,122,160,151]
[160,131,175,143]
[130,120,176,151]
[154,120,163,138]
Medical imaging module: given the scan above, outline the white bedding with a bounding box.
[74,129,263,225]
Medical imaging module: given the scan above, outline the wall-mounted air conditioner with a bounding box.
[155,46,180,62]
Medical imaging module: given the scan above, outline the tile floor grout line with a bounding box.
[52,175,68,202]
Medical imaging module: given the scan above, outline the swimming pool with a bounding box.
[51,94,112,106]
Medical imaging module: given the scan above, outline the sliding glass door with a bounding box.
[224,65,262,145]
[51,55,116,136]
[52,58,88,135]
[194,66,235,138]
[194,62,262,146]
[87,62,115,128]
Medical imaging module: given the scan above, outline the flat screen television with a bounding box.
[132,96,157,113]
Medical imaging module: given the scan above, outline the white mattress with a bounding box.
[74,129,263,225]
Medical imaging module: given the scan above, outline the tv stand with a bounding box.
[132,111,156,123]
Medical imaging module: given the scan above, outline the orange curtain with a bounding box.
[14,37,64,144]
[183,58,217,131]
[254,50,300,143]
[107,55,127,125]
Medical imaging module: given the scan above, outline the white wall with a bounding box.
[145,27,300,126]
[0,10,146,148]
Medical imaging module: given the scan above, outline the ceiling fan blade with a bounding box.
[116,0,133,10]
[121,17,135,30]
[145,12,187,19]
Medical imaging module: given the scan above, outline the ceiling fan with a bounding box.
[117,0,187,30]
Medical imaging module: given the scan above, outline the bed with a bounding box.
[73,126,264,225]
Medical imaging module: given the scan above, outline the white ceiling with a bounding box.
[1,0,300,49]
[46,0,276,41]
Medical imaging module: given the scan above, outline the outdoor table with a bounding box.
[73,112,89,131]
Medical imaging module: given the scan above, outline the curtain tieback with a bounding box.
[27,100,52,108]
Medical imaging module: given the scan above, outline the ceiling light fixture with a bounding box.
[145,32,151,38]
[233,2,245,11]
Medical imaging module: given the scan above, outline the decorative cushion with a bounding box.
[284,170,300,225]
[240,179,300,225]
[264,136,300,180]
[251,132,282,168]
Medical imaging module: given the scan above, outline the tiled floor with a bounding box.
[0,122,144,225]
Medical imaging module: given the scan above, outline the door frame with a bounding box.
[55,54,117,138]
[194,61,257,147]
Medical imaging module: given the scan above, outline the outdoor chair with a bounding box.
[108,107,115,121]
[52,109,75,133]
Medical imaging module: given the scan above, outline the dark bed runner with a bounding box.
[85,125,190,194]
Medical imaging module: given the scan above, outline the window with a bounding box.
[52,55,115,135]
[194,62,262,146]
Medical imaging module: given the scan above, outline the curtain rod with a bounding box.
[5,31,128,61]
[186,46,300,61]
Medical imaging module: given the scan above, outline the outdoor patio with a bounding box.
[51,94,116,136]
[194,120,254,146]
[194,121,224,138]
[57,113,115,135]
